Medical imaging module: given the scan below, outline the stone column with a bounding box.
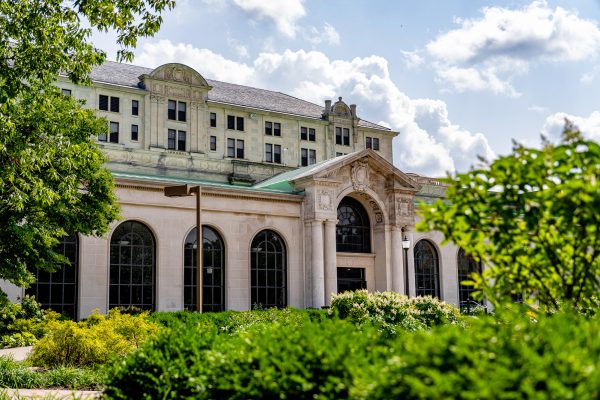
[323,219,337,306]
[310,220,325,308]
[390,225,404,293]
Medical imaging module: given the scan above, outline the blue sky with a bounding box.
[95,0,600,176]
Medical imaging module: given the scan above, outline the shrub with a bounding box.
[330,290,462,333]
[0,296,57,348]
[28,309,160,368]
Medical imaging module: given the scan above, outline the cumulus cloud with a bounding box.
[427,1,600,95]
[305,23,341,46]
[232,0,306,37]
[541,111,600,141]
[400,50,424,69]
[135,41,495,176]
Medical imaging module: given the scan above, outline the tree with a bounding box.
[418,123,600,312]
[0,0,174,293]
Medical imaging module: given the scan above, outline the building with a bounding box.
[2,62,482,319]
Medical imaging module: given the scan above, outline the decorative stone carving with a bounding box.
[150,94,165,103]
[351,160,370,192]
[317,189,334,211]
[397,198,413,218]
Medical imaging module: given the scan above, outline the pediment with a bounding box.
[141,63,212,89]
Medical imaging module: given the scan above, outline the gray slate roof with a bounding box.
[89,61,390,131]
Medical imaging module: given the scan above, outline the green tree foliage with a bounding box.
[0,0,174,290]
[418,123,600,311]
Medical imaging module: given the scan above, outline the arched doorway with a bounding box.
[414,240,440,298]
[457,248,483,310]
[336,196,371,253]
[250,230,287,308]
[109,221,155,311]
[184,226,225,312]
[26,234,79,319]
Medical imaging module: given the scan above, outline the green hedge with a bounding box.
[104,310,600,399]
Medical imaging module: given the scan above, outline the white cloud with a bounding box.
[136,42,495,176]
[305,23,341,46]
[427,1,600,95]
[581,65,600,84]
[541,111,600,141]
[400,50,424,69]
[232,0,306,37]
[528,104,548,113]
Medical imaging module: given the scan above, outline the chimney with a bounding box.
[350,104,357,117]
[324,99,331,113]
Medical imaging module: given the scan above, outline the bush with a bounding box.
[28,309,160,368]
[0,296,58,348]
[330,290,462,333]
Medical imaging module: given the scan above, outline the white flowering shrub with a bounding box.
[329,290,462,333]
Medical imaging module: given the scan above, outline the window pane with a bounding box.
[265,121,272,135]
[110,97,120,113]
[373,138,380,151]
[237,140,244,158]
[309,128,315,141]
[343,128,350,146]
[99,95,108,111]
[227,138,235,157]
[168,129,176,150]
[335,127,342,145]
[366,137,372,149]
[236,116,244,131]
[265,143,272,162]
[251,230,286,308]
[110,122,119,143]
[178,102,186,121]
[300,127,307,140]
[309,149,316,165]
[227,115,235,130]
[131,100,139,116]
[178,131,186,151]
[301,148,308,167]
[61,88,72,97]
[210,136,217,151]
[274,123,281,136]
[131,124,138,141]
[168,100,176,120]
[274,145,281,164]
[210,112,217,127]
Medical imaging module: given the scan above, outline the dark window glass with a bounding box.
[373,138,380,151]
[414,240,440,298]
[131,100,139,116]
[236,116,244,131]
[274,123,281,137]
[184,226,225,312]
[26,234,78,319]
[336,152,344,157]
[336,196,370,253]
[458,248,483,311]
[366,137,372,149]
[300,127,307,140]
[131,124,138,141]
[251,230,287,309]
[177,130,186,151]
[236,139,244,158]
[335,127,342,145]
[168,129,176,150]
[210,135,217,151]
[109,122,119,143]
[110,96,120,113]
[301,148,308,166]
[309,149,316,165]
[178,102,186,121]
[227,138,235,157]
[343,128,350,146]
[109,221,155,311]
[265,121,273,135]
[210,112,217,127]
[308,128,315,141]
[274,145,281,164]
[61,88,72,97]
[227,115,235,130]
[265,143,273,163]
[99,95,108,111]
[337,267,366,293]
[168,100,176,120]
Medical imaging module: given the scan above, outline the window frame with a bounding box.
[131,124,139,141]
[131,100,139,116]
[209,135,217,151]
[177,130,186,151]
[167,129,176,150]
[210,112,217,128]
[109,121,119,143]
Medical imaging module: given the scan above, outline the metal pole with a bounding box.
[195,186,202,312]
[404,247,409,297]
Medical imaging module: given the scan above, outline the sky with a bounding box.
[94,0,600,177]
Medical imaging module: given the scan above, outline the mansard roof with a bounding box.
[89,61,390,131]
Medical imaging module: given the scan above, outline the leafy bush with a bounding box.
[28,309,160,368]
[330,290,462,333]
[0,296,58,348]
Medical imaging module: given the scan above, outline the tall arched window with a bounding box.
[414,240,440,298]
[184,226,225,312]
[336,196,371,253]
[26,234,78,319]
[250,230,287,308]
[109,221,155,311]
[457,248,483,308]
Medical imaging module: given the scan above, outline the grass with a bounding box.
[0,357,106,391]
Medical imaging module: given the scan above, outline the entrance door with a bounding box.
[337,267,367,293]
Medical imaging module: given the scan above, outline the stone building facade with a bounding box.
[2,62,482,319]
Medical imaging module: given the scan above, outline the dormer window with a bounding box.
[336,127,350,146]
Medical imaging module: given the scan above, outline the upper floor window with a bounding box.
[109,121,119,143]
[366,137,379,151]
[301,148,316,167]
[99,95,119,112]
[168,100,186,122]
[131,124,138,141]
[335,127,350,146]
[227,115,244,131]
[265,143,282,164]
[227,138,244,158]
[301,127,316,141]
[132,100,139,116]
[265,121,281,136]
[210,112,217,128]
[210,135,217,151]
[61,88,72,97]
[167,129,186,151]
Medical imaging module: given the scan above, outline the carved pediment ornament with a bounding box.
[397,197,414,218]
[317,189,334,211]
[351,160,370,192]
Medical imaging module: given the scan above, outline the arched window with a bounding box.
[457,248,483,309]
[184,226,225,312]
[109,221,155,311]
[336,197,371,253]
[26,234,78,319]
[250,230,287,308]
[414,240,440,298]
